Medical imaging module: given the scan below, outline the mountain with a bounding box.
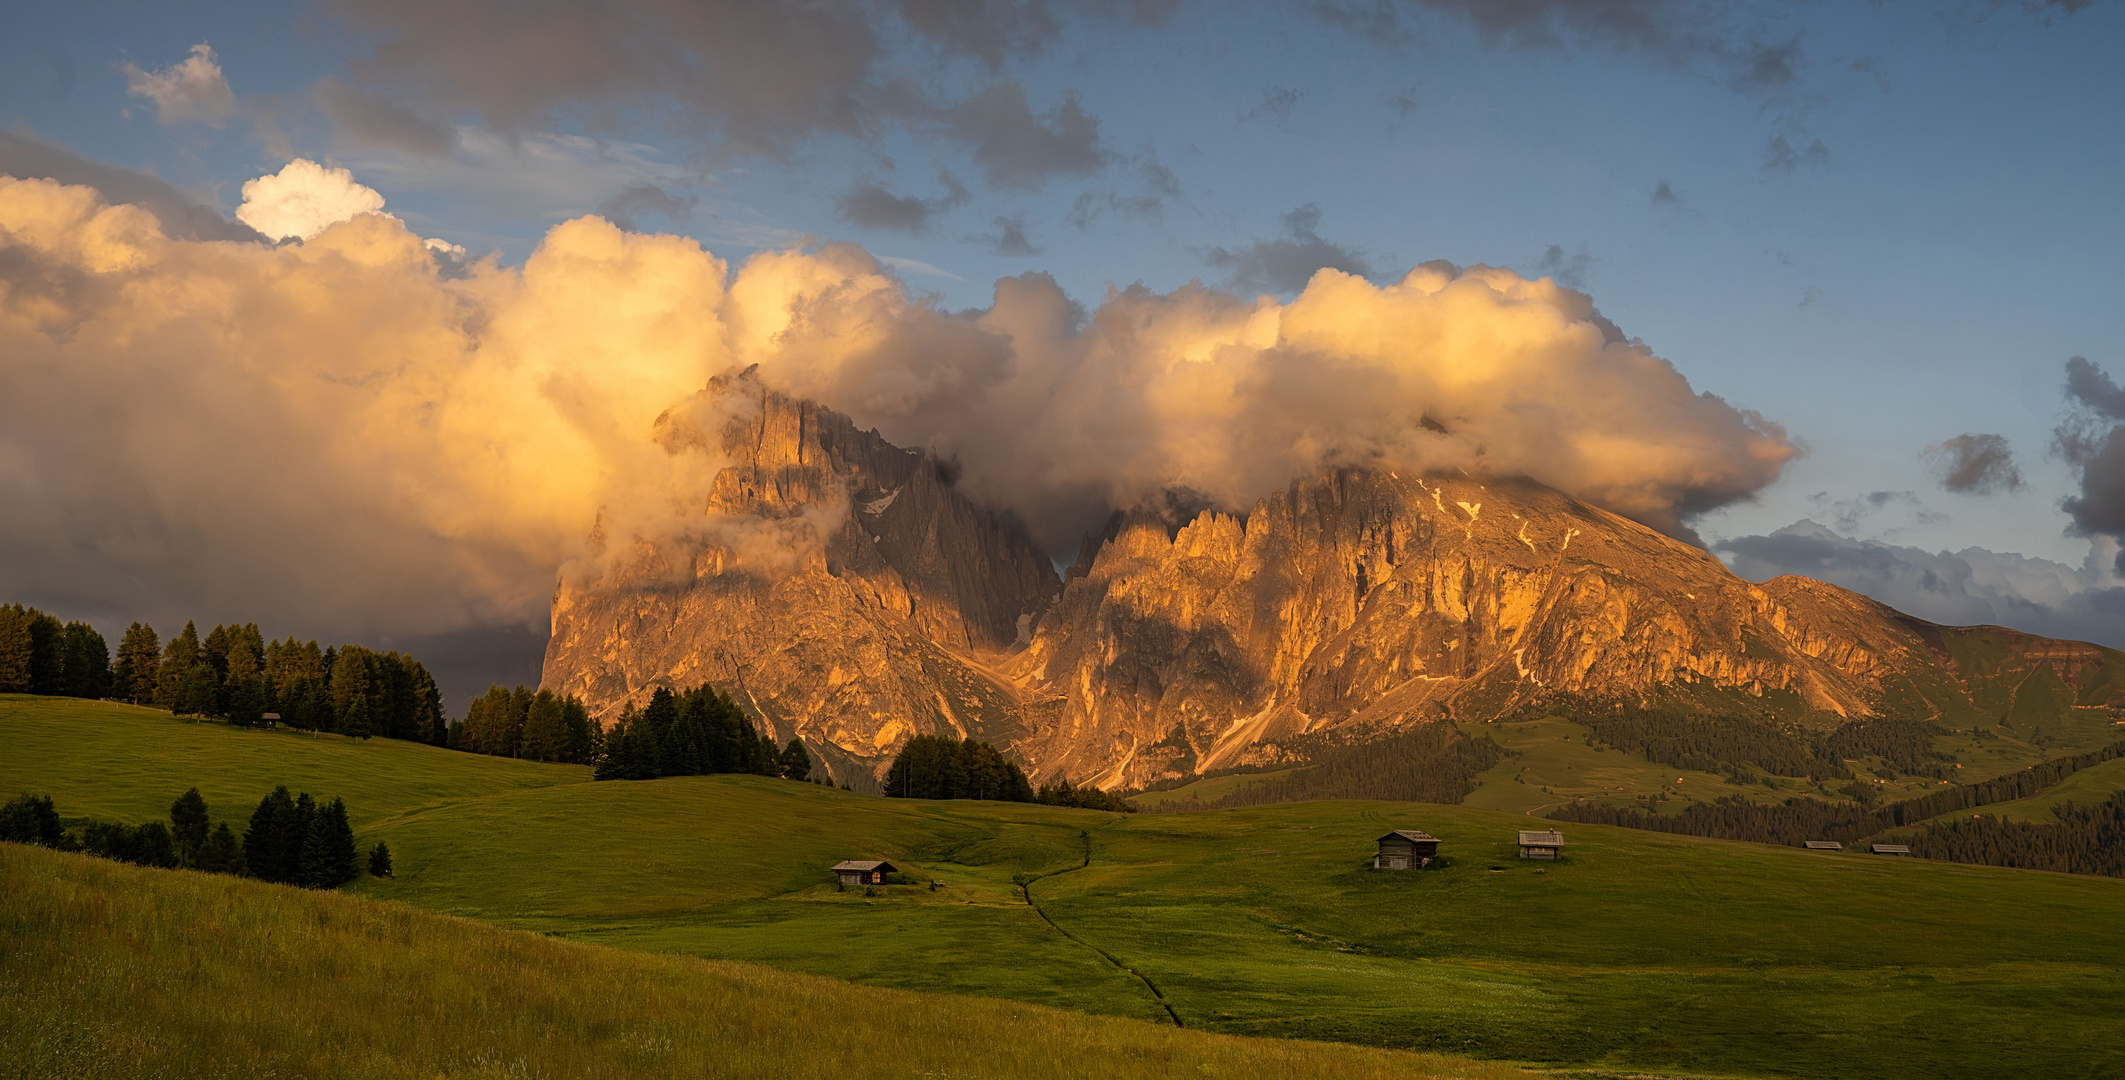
[543,383,2125,790]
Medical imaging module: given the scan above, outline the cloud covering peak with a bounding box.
[0,170,1794,641]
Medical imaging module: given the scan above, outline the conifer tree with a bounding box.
[196,822,242,874]
[560,697,596,763]
[368,841,393,877]
[779,737,812,781]
[25,609,64,696]
[521,690,567,762]
[226,675,270,727]
[155,622,202,709]
[113,623,160,704]
[243,786,300,884]
[0,794,63,846]
[60,622,111,699]
[0,605,33,693]
[340,696,372,740]
[175,663,219,717]
[170,788,210,866]
[298,797,358,887]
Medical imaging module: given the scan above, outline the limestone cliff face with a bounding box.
[997,471,2114,789]
[546,385,2122,792]
[540,371,1058,787]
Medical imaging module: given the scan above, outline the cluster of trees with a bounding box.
[455,685,599,763]
[1,601,447,746]
[1,786,387,888]
[1907,797,2125,877]
[1534,696,1955,783]
[1139,725,1504,812]
[0,603,113,698]
[1551,739,2125,864]
[883,735,1036,801]
[593,684,806,782]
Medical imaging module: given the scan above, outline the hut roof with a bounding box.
[1518,830,1566,846]
[1869,844,1911,855]
[1376,830,1440,844]
[1803,841,1843,850]
[831,860,896,872]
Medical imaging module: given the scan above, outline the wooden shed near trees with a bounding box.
[1373,830,1441,869]
[1518,830,1566,859]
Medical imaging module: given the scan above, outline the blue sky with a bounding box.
[5,0,2124,704]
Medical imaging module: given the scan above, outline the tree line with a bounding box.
[1549,739,2125,866]
[455,684,600,763]
[1137,725,1504,813]
[1,785,390,888]
[591,684,811,782]
[1905,796,2125,877]
[1527,695,1956,783]
[0,602,446,745]
[879,734,1136,810]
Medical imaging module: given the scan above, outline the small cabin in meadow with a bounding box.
[1374,830,1440,870]
[1518,830,1566,859]
[1869,844,1911,857]
[1804,840,1843,851]
[832,860,897,885]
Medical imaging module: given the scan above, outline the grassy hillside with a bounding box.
[0,845,1529,1080]
[8,695,2125,1079]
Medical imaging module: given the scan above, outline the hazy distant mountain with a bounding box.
[544,379,2124,790]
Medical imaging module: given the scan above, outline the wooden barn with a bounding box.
[1804,840,1843,851]
[1373,830,1441,869]
[832,860,897,885]
[1518,830,1566,859]
[1869,844,1911,857]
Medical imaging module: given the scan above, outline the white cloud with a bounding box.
[236,159,388,242]
[122,44,236,127]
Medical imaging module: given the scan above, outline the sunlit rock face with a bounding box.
[541,371,1060,787]
[549,387,2116,791]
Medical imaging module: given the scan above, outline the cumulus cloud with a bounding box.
[0,130,262,242]
[0,171,1794,652]
[1718,521,2125,650]
[1205,203,1374,295]
[1925,433,2023,495]
[236,159,388,241]
[122,43,236,127]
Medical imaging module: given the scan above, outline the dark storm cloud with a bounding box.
[598,183,698,231]
[0,130,264,242]
[1717,521,2125,650]
[316,77,455,157]
[1204,203,1374,294]
[836,172,973,232]
[1924,433,2024,495]
[2055,357,2125,568]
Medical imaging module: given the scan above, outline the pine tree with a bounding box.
[298,797,358,887]
[25,610,64,696]
[0,605,32,693]
[196,822,242,874]
[170,788,210,866]
[243,786,299,884]
[226,675,270,728]
[779,737,813,781]
[340,696,372,740]
[175,663,219,717]
[368,841,394,878]
[560,697,596,764]
[60,622,111,699]
[521,690,566,762]
[134,821,179,868]
[113,623,160,705]
[0,794,63,845]
[155,622,201,709]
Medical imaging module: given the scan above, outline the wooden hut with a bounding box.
[1803,840,1842,851]
[1373,830,1440,869]
[832,860,898,885]
[1518,830,1566,859]
[1869,844,1911,857]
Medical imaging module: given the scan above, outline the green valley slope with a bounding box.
[5,695,2123,1080]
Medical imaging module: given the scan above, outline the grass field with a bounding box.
[0,844,1533,1080]
[7,694,2125,1079]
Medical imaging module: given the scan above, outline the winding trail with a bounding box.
[1020,830,1184,1027]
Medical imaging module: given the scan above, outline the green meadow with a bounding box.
[6,694,2125,1079]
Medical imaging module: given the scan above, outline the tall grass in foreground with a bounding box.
[0,844,1533,1080]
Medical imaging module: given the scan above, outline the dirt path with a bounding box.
[1020,830,1184,1027]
